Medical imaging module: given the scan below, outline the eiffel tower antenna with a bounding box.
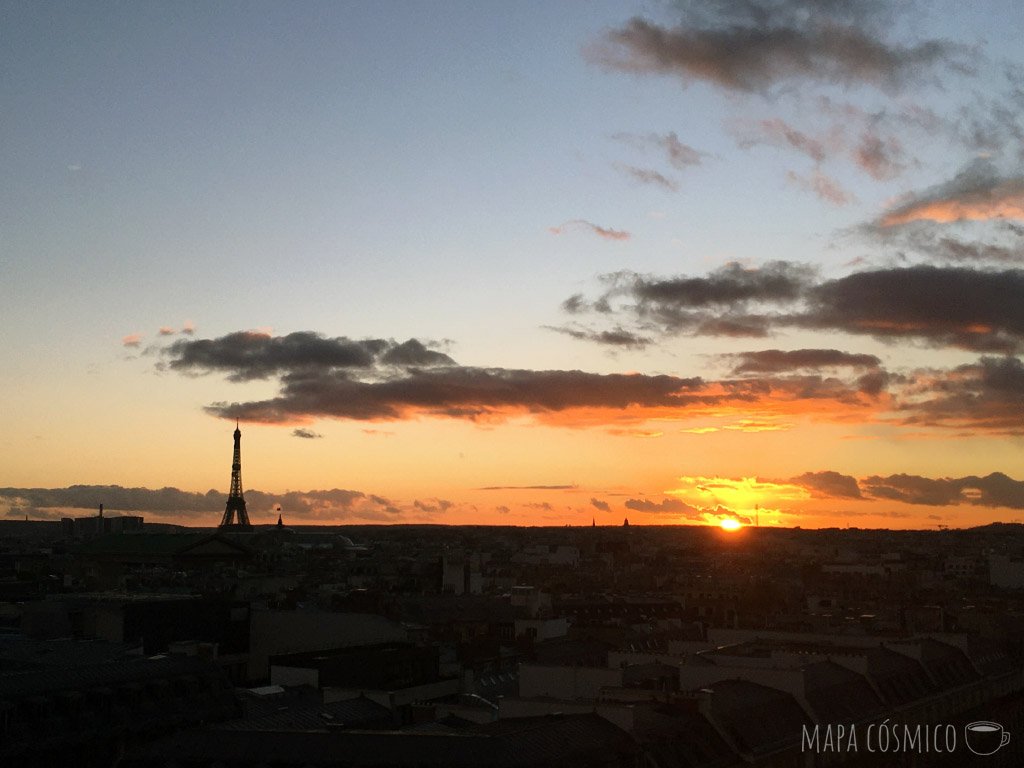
[219,421,252,530]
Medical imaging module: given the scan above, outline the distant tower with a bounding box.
[220,422,252,530]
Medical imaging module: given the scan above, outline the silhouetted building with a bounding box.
[62,504,143,539]
[72,531,252,588]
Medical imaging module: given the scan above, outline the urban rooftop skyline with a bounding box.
[4,1,1024,529]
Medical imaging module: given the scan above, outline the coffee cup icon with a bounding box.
[965,721,1010,755]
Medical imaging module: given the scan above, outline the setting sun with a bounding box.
[719,518,743,532]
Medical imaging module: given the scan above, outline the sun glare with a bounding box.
[719,518,743,532]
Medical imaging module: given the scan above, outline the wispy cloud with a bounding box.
[292,428,323,439]
[606,428,663,438]
[614,130,705,171]
[122,333,143,348]
[544,324,652,348]
[736,118,829,163]
[614,163,679,191]
[786,169,854,205]
[478,484,578,491]
[548,219,631,240]
[854,129,906,180]
[870,221,1024,265]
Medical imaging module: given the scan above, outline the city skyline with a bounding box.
[4,1,1024,529]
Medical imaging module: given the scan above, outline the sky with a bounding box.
[3,0,1024,529]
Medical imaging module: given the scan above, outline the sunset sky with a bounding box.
[4,0,1024,529]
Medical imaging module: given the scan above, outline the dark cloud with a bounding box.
[566,261,812,340]
[201,363,889,426]
[629,261,813,309]
[791,471,863,499]
[860,474,962,507]
[591,498,611,512]
[166,327,938,431]
[803,266,1024,352]
[164,331,453,382]
[781,468,1024,508]
[726,349,881,374]
[586,4,966,95]
[413,498,454,515]
[194,360,709,424]
[0,485,223,515]
[624,497,696,514]
[895,356,1024,433]
[561,294,588,314]
[380,339,456,367]
[260,489,402,521]
[567,263,1024,353]
[723,372,890,405]
[292,428,323,439]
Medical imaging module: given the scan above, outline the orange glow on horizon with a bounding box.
[719,518,743,531]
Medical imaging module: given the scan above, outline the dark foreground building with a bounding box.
[0,652,239,767]
[121,712,639,768]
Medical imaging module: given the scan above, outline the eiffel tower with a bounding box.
[219,422,252,530]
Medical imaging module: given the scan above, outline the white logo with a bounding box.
[964,721,1010,756]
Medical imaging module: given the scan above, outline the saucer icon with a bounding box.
[965,721,1010,756]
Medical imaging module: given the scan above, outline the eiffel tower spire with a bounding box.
[220,421,252,530]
